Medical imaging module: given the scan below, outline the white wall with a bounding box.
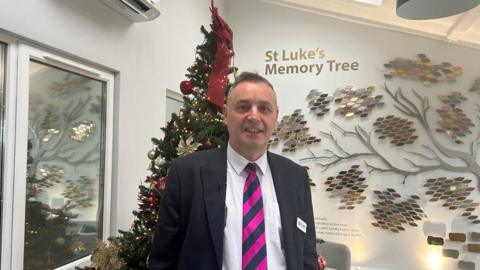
[227,0,480,269]
[3,0,479,268]
[0,0,226,232]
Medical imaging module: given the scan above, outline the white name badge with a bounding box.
[296,217,307,233]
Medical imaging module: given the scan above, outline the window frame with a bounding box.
[0,32,19,270]
[8,42,115,270]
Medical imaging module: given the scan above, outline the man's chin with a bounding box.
[242,141,267,152]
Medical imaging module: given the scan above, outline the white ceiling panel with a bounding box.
[259,0,480,49]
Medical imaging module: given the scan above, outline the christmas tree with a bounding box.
[79,1,234,269]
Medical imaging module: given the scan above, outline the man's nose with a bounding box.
[246,107,261,120]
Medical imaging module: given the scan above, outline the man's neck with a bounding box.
[228,143,266,161]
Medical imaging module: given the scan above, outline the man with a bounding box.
[149,72,319,270]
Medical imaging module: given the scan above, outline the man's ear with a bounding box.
[223,104,228,124]
[274,107,279,129]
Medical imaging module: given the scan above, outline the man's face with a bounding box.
[224,81,278,160]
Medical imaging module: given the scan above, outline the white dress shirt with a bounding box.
[222,144,286,270]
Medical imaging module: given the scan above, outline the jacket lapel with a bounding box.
[268,152,298,269]
[201,149,227,270]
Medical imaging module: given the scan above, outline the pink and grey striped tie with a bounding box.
[242,163,267,270]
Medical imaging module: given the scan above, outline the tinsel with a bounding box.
[90,240,125,270]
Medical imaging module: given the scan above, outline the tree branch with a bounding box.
[41,142,100,165]
[386,84,479,173]
[399,88,423,117]
[406,151,438,161]
[319,129,350,156]
[411,89,430,120]
[473,103,480,158]
[393,104,414,117]
[310,123,416,175]
[384,84,415,115]
[471,131,480,158]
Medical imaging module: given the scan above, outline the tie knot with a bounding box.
[244,163,256,174]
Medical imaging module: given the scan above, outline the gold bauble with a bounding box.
[147,149,159,160]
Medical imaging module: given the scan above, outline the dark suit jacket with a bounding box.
[148,148,318,270]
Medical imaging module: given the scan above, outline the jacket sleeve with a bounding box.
[148,160,182,270]
[302,168,320,270]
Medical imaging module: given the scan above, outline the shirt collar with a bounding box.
[227,143,267,176]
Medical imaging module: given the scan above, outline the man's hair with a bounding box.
[229,71,275,95]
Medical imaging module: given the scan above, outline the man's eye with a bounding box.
[259,106,272,113]
[236,104,249,111]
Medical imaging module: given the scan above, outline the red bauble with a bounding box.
[180,80,194,95]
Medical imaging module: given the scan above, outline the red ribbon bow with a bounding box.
[207,0,234,109]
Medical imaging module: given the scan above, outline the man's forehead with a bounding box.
[230,82,275,98]
[234,99,275,105]
[230,81,274,94]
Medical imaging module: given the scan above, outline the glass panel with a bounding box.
[24,60,106,270]
[0,42,6,264]
[166,95,183,120]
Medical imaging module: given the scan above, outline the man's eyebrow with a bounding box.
[235,99,250,103]
[235,99,273,105]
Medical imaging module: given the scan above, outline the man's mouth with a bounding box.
[244,127,262,134]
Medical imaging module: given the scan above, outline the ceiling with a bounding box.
[260,0,480,50]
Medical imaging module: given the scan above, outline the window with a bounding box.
[24,61,105,269]
[9,44,114,270]
[165,88,183,121]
